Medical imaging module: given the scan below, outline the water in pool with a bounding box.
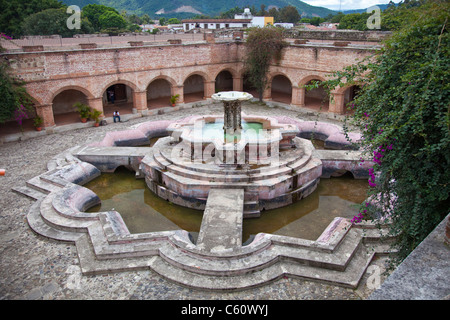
[85,167,368,242]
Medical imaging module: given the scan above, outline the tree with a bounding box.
[257,4,267,16]
[0,58,33,123]
[279,5,301,23]
[268,8,280,23]
[321,0,449,268]
[310,17,325,26]
[22,8,94,37]
[244,26,288,101]
[0,0,64,37]
[98,11,127,31]
[82,4,119,31]
[167,18,181,24]
[337,12,371,30]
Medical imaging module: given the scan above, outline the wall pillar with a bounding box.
[173,86,184,104]
[36,104,55,128]
[329,92,345,114]
[233,77,243,92]
[133,91,148,112]
[291,87,305,107]
[204,81,215,99]
[87,98,104,117]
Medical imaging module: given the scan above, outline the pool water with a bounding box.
[197,121,265,143]
[85,168,368,242]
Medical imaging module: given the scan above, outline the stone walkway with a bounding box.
[0,102,390,300]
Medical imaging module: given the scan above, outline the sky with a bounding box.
[301,0,403,11]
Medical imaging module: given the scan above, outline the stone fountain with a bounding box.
[141,91,323,216]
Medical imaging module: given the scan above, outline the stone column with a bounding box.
[233,77,243,92]
[36,104,55,128]
[329,92,345,114]
[291,86,305,107]
[204,81,216,99]
[133,91,148,113]
[87,98,104,117]
[172,86,184,104]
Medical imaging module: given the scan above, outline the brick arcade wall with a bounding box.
[3,40,376,127]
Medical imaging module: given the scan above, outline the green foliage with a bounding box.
[22,8,94,37]
[0,0,64,37]
[244,26,288,101]
[322,0,450,267]
[89,109,102,123]
[0,60,33,123]
[98,10,127,30]
[338,12,371,30]
[82,3,119,31]
[278,5,301,23]
[74,102,91,119]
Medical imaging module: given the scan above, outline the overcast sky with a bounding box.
[301,0,403,11]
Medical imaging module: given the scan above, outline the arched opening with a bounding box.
[102,83,134,117]
[271,75,292,104]
[304,80,329,112]
[183,74,205,103]
[215,70,233,92]
[147,78,172,109]
[53,89,89,125]
[343,85,361,114]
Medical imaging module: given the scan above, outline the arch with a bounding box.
[182,71,210,84]
[215,70,234,92]
[50,85,95,103]
[298,74,327,87]
[183,73,206,103]
[101,80,137,117]
[146,78,174,109]
[212,67,239,82]
[270,74,292,104]
[145,75,177,89]
[52,88,89,125]
[303,79,330,112]
[100,79,139,96]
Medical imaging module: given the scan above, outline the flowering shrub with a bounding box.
[321,1,450,267]
[13,104,29,130]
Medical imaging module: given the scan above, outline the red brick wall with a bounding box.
[5,42,374,107]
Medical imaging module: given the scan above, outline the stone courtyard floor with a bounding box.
[0,102,391,301]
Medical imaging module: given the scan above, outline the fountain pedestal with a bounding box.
[223,100,242,134]
[212,91,252,136]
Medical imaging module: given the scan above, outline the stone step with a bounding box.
[27,200,84,243]
[11,185,47,201]
[75,234,155,276]
[156,147,311,182]
[40,194,94,233]
[149,243,375,290]
[26,176,62,194]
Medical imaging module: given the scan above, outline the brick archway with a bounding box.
[52,88,90,125]
[146,76,176,109]
[100,79,140,116]
[183,73,207,103]
[300,75,330,112]
[270,73,293,104]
